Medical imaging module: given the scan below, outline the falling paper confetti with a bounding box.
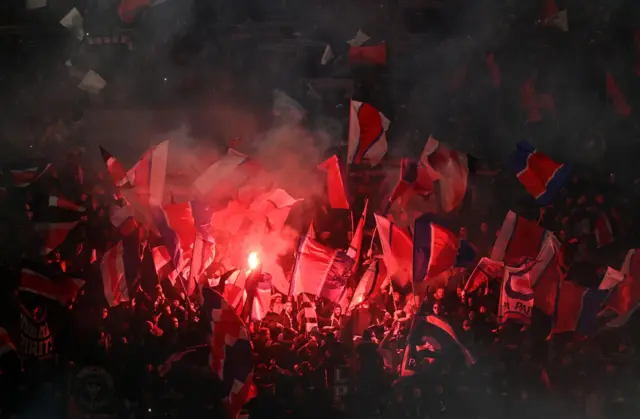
[60,8,85,41]
[78,70,107,95]
[25,0,47,9]
[346,29,370,48]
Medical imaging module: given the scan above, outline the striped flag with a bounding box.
[510,142,569,205]
[19,261,85,305]
[347,259,387,313]
[10,164,51,188]
[347,100,390,166]
[318,155,350,209]
[491,211,549,265]
[374,214,413,288]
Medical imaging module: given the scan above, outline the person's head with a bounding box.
[468,311,476,321]
[480,222,488,233]
[172,317,179,329]
[432,303,440,315]
[164,304,172,315]
[479,305,486,315]
[462,320,471,332]
[434,287,445,301]
[102,308,108,320]
[333,305,342,318]
[456,287,464,299]
[171,299,180,308]
[284,301,293,314]
[392,291,401,302]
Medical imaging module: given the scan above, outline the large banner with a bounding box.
[20,309,54,359]
[499,264,534,324]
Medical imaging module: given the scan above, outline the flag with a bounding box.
[273,89,306,123]
[127,140,169,206]
[34,221,78,255]
[464,258,505,293]
[222,269,248,311]
[606,72,631,117]
[48,196,85,212]
[491,210,549,264]
[421,136,469,213]
[318,155,350,209]
[413,214,459,296]
[200,288,253,417]
[290,236,353,302]
[527,234,564,316]
[152,202,196,274]
[374,214,412,288]
[551,267,623,336]
[385,158,434,213]
[158,345,207,378]
[110,205,138,237]
[346,200,367,265]
[10,164,51,188]
[600,249,640,328]
[187,201,216,295]
[347,259,387,313]
[499,262,535,324]
[510,141,570,205]
[19,261,84,305]
[151,245,179,285]
[485,52,501,88]
[100,242,129,307]
[594,213,614,248]
[348,43,387,66]
[347,100,390,166]
[402,314,475,376]
[99,146,130,187]
[249,273,272,322]
[192,148,257,201]
[300,293,318,332]
[520,78,556,123]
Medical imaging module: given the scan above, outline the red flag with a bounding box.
[348,43,387,66]
[318,155,350,209]
[606,72,631,117]
[374,214,413,288]
[464,258,504,293]
[49,196,85,212]
[34,221,78,255]
[492,211,549,265]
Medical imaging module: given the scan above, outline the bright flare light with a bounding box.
[248,252,260,270]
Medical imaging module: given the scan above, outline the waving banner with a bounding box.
[499,263,535,324]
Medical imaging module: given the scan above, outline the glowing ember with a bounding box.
[247,252,260,270]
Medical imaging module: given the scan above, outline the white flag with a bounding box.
[78,70,107,95]
[60,8,84,41]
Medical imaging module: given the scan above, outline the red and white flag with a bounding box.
[34,221,79,255]
[464,258,505,293]
[19,264,85,305]
[347,259,387,313]
[49,196,85,212]
[318,155,350,209]
[374,214,413,288]
[100,242,129,307]
[346,199,367,265]
[347,100,390,166]
[421,136,468,213]
[600,249,640,328]
[10,164,51,188]
[491,211,549,265]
